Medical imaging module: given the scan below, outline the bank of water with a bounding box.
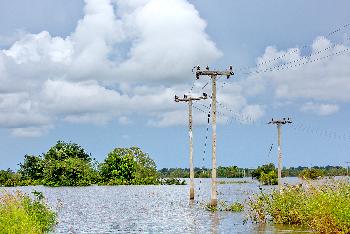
[3,177,312,233]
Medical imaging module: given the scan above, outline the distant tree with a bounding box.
[99,147,159,185]
[251,163,278,185]
[299,168,324,180]
[41,141,95,186]
[18,155,44,181]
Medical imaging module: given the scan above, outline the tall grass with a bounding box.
[247,179,350,233]
[0,190,57,233]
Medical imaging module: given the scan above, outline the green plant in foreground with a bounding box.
[0,190,57,233]
[247,179,350,233]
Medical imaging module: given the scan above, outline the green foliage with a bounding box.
[44,140,91,162]
[40,141,95,186]
[19,155,44,181]
[225,202,244,212]
[99,147,159,185]
[299,168,325,180]
[247,179,350,233]
[0,169,21,187]
[0,191,56,233]
[158,166,248,178]
[251,163,278,185]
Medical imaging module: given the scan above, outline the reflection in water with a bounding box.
[210,211,220,234]
[2,177,313,233]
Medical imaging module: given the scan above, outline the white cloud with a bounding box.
[301,102,339,116]
[0,0,263,136]
[247,36,350,115]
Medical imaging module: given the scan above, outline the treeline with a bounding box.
[159,165,348,179]
[158,166,252,178]
[0,141,185,187]
[282,165,347,177]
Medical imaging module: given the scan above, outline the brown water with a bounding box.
[3,177,313,233]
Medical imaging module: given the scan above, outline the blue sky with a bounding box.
[0,0,350,170]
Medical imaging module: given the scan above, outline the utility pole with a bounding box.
[195,65,234,207]
[268,118,292,191]
[175,92,208,200]
[346,162,350,177]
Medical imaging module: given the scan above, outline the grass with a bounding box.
[247,179,350,233]
[205,201,244,213]
[0,190,57,233]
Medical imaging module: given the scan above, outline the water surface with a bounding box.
[3,177,312,233]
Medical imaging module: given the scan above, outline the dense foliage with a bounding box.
[158,166,248,178]
[99,147,158,185]
[298,168,325,180]
[283,165,347,177]
[0,191,57,233]
[247,179,350,233]
[251,163,278,185]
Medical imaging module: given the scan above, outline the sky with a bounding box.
[0,0,350,170]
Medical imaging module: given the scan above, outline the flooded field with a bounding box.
[3,177,312,233]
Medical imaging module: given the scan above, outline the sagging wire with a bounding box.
[235,23,350,74]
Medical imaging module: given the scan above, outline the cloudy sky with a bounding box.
[1,0,350,170]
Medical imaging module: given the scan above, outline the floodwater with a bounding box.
[3,177,313,233]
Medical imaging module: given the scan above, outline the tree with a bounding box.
[41,141,95,186]
[99,147,159,185]
[18,155,44,181]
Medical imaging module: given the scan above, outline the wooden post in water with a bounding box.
[195,65,234,207]
[175,93,207,200]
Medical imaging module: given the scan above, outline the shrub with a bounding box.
[0,191,56,233]
[251,163,278,185]
[299,168,324,180]
[247,179,350,233]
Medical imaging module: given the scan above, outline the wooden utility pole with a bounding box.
[175,93,208,200]
[195,65,234,206]
[268,118,292,191]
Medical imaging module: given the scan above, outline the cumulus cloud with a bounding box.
[0,0,225,136]
[300,102,339,116]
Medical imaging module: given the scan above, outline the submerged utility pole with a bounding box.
[195,65,234,207]
[175,93,208,200]
[268,118,292,191]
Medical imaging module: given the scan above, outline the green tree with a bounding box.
[99,147,159,185]
[18,155,44,181]
[41,141,95,186]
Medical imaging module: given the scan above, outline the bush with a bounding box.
[299,168,324,180]
[247,179,350,233]
[0,169,21,187]
[0,190,56,233]
[251,163,278,185]
[99,147,159,185]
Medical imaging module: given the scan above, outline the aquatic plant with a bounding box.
[251,163,278,185]
[0,190,57,233]
[298,168,324,180]
[247,179,350,233]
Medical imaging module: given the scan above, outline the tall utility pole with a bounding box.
[195,65,234,207]
[175,92,208,200]
[268,118,292,191]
